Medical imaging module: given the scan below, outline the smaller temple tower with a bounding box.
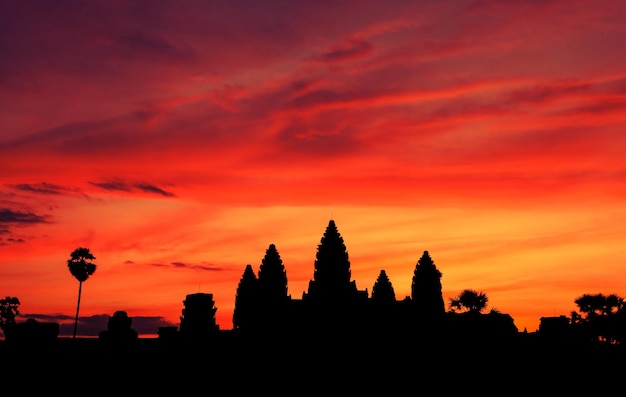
[179,292,219,341]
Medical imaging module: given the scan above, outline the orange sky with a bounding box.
[2,1,626,338]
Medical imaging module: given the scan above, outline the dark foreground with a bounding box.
[1,331,624,394]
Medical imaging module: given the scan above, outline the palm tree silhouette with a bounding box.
[67,247,96,339]
[448,289,488,314]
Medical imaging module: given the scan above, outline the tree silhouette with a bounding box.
[372,270,396,304]
[573,293,624,318]
[67,247,96,339]
[571,293,625,343]
[0,296,20,334]
[448,289,488,314]
[411,250,445,315]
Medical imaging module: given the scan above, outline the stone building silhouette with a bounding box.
[231,219,461,338]
[232,264,259,331]
[160,218,518,343]
[179,292,219,341]
[371,269,396,304]
[303,219,368,304]
[98,310,138,344]
[411,250,445,316]
[222,218,517,341]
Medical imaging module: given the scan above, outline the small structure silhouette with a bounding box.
[98,310,138,345]
[179,292,219,342]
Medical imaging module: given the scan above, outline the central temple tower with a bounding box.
[303,219,367,304]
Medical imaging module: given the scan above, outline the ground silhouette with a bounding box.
[1,330,624,394]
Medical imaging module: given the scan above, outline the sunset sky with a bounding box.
[2,0,626,338]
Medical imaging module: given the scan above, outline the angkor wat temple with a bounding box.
[175,219,518,343]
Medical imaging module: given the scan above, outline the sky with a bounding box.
[1,0,626,338]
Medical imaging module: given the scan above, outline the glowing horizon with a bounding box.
[2,1,626,337]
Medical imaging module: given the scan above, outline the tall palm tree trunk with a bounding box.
[73,281,83,339]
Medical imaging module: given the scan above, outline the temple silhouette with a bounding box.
[166,218,518,344]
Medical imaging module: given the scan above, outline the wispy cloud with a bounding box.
[0,208,49,225]
[0,208,50,245]
[89,180,175,197]
[89,181,132,192]
[111,31,196,62]
[10,182,73,195]
[165,261,226,271]
[506,81,591,105]
[0,236,25,245]
[134,183,176,197]
[312,39,375,63]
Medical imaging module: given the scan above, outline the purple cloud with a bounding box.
[170,261,226,271]
[314,40,375,63]
[19,313,177,337]
[0,208,49,225]
[89,180,175,197]
[10,182,71,195]
[134,183,175,197]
